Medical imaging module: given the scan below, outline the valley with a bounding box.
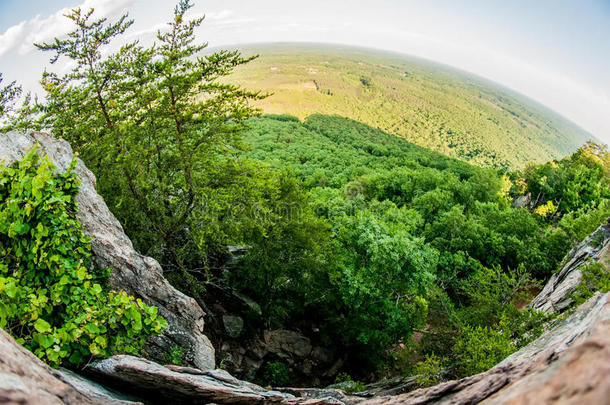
[227,43,594,169]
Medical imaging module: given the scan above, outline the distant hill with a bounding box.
[227,43,593,169]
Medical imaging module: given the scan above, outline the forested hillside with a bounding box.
[227,44,593,169]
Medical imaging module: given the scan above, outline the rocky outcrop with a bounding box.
[264,330,314,359]
[0,131,215,370]
[531,219,610,313]
[363,291,610,405]
[359,377,419,397]
[58,369,145,404]
[223,314,245,338]
[0,326,351,405]
[0,329,138,404]
[4,290,609,405]
[84,355,348,405]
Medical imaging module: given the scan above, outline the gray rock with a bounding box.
[86,355,345,405]
[512,192,531,209]
[264,330,313,359]
[360,376,419,397]
[0,328,138,404]
[219,329,332,381]
[223,314,245,338]
[58,369,145,404]
[311,347,333,364]
[0,131,215,370]
[278,388,364,405]
[531,219,610,313]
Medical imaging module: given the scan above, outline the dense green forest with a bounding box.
[1,0,609,387]
[226,44,593,169]
[236,114,610,376]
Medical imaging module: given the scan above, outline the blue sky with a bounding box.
[0,0,608,143]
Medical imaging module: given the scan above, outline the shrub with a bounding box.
[334,373,367,393]
[571,261,610,305]
[165,345,184,365]
[452,317,515,377]
[262,361,291,387]
[413,354,446,387]
[0,150,166,367]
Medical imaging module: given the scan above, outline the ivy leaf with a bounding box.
[33,318,51,333]
[76,266,86,280]
[92,283,102,295]
[33,332,54,349]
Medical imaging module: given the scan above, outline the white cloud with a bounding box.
[205,10,234,21]
[0,21,25,57]
[127,21,167,39]
[0,0,136,57]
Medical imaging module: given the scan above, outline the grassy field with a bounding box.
[226,43,593,169]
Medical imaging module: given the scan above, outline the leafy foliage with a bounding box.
[413,354,446,388]
[333,373,367,393]
[164,345,184,365]
[452,318,515,376]
[262,361,291,387]
[513,142,610,224]
[0,73,21,128]
[242,115,604,376]
[227,172,333,327]
[0,150,166,367]
[457,265,536,327]
[571,262,610,306]
[328,208,435,365]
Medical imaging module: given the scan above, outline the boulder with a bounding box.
[359,376,419,397]
[0,328,138,404]
[531,219,610,313]
[512,192,531,209]
[264,330,314,360]
[223,314,245,338]
[0,131,215,370]
[1,324,351,405]
[362,292,610,405]
[85,355,347,405]
[58,369,145,404]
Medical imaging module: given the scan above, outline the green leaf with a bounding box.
[33,318,51,333]
[76,266,86,280]
[91,283,102,295]
[33,333,54,349]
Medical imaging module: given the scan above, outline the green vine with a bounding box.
[0,149,166,367]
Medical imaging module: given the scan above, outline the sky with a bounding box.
[0,0,608,143]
